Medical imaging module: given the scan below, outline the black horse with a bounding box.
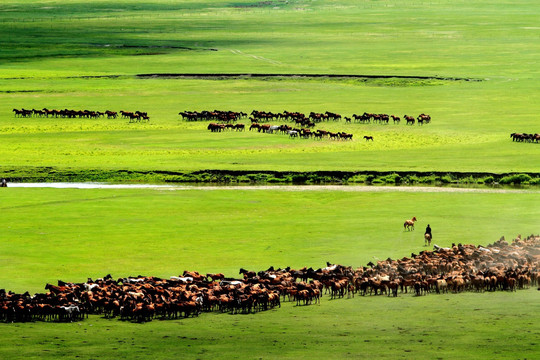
[1,178,7,187]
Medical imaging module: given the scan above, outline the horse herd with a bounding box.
[1,234,537,323]
[12,108,149,122]
[182,109,431,126]
[208,122,354,140]
[510,132,540,143]
[11,108,432,130]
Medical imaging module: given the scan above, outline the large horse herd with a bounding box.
[200,109,432,140]
[1,234,538,323]
[11,108,538,144]
[180,109,431,125]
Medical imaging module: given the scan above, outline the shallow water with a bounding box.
[6,182,539,193]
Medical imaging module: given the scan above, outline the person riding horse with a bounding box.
[424,224,432,245]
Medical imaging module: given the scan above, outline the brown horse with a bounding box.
[404,115,415,125]
[363,135,373,141]
[424,233,431,246]
[404,217,417,231]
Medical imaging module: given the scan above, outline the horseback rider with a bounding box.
[425,224,432,240]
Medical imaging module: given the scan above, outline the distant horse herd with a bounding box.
[1,234,537,323]
[199,109,433,141]
[510,133,540,143]
[11,107,431,132]
[12,109,537,144]
[209,122,354,140]
[12,108,149,122]
[182,109,431,126]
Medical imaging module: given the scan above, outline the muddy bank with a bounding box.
[1,168,539,187]
[135,73,481,82]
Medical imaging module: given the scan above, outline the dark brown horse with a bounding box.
[404,115,415,125]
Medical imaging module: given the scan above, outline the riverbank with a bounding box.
[1,167,539,187]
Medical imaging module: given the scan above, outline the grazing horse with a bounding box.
[417,114,431,124]
[424,233,431,246]
[363,135,373,141]
[404,217,417,231]
[404,115,415,125]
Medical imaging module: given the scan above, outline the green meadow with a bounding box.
[1,0,539,359]
[0,188,539,359]
[0,0,539,174]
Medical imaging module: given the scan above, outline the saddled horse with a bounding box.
[424,233,431,246]
[404,217,417,231]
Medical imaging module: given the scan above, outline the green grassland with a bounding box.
[1,290,537,359]
[0,188,539,359]
[1,1,539,359]
[0,0,539,175]
[3,188,539,293]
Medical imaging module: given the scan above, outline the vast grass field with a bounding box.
[0,0,539,175]
[0,187,539,359]
[1,1,539,359]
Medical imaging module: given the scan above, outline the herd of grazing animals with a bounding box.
[510,133,540,143]
[1,234,538,323]
[184,109,431,126]
[14,109,536,143]
[12,108,149,122]
[209,121,354,140]
[198,109,432,141]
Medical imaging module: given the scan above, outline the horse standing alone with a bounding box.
[404,217,417,231]
[1,178,7,187]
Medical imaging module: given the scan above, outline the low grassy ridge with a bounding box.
[0,187,539,359]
